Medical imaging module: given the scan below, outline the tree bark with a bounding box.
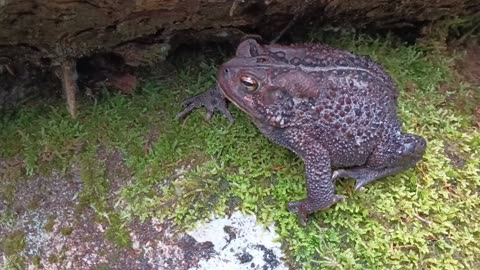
[1,0,479,63]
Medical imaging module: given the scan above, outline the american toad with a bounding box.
[177,39,426,225]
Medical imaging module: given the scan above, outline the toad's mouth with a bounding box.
[217,83,262,120]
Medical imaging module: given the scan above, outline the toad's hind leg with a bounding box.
[286,146,345,226]
[332,134,426,190]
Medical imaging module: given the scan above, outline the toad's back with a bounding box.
[253,43,402,167]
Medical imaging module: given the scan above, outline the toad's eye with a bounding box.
[240,75,258,92]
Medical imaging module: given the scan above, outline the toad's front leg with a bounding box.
[287,146,345,226]
[175,84,234,123]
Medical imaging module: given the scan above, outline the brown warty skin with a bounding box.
[176,39,426,225]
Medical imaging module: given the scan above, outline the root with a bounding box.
[60,59,79,118]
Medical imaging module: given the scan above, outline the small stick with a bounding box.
[413,213,432,226]
[229,0,243,16]
[270,15,298,44]
[60,59,79,118]
[394,244,417,250]
[4,63,15,76]
[270,0,313,44]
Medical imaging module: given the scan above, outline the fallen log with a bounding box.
[1,0,479,116]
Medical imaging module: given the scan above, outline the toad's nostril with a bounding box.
[224,68,232,80]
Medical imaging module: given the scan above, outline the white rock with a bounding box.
[188,211,288,270]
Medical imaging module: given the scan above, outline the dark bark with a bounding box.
[1,0,479,63]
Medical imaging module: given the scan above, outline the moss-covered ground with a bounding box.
[1,30,479,269]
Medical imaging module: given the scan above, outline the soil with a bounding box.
[454,40,480,128]
[455,41,480,87]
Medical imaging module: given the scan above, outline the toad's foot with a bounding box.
[331,134,426,191]
[175,84,234,123]
[331,168,377,191]
[287,195,345,226]
[332,166,412,191]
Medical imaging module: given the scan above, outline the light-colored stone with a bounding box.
[188,211,288,270]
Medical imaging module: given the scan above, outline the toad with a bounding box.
[176,39,426,225]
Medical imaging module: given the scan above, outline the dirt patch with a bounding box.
[127,219,215,270]
[456,41,480,87]
[0,162,216,269]
[475,107,480,128]
[143,127,161,155]
[444,142,468,168]
[451,41,480,127]
[97,147,133,203]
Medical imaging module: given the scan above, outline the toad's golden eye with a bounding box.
[240,75,259,92]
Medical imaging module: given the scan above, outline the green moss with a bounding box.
[2,230,25,256]
[77,150,109,213]
[94,263,111,270]
[60,227,74,236]
[27,198,41,210]
[0,183,16,215]
[104,214,132,248]
[0,232,26,270]
[44,216,56,232]
[104,224,131,248]
[76,149,133,248]
[32,255,42,266]
[48,254,58,264]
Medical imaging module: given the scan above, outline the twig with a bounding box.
[457,22,480,45]
[229,0,244,17]
[270,0,313,44]
[4,63,15,76]
[394,244,417,250]
[413,213,432,226]
[60,59,79,118]
[271,16,298,44]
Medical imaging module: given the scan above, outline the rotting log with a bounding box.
[1,0,479,116]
